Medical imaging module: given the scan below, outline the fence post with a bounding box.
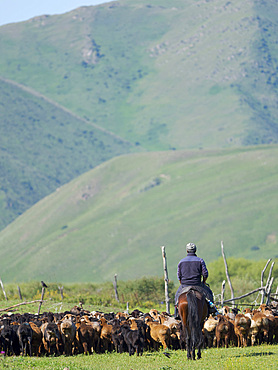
[37,287,46,316]
[38,281,47,316]
[161,246,170,314]
[265,261,275,293]
[58,286,64,300]
[113,274,120,303]
[17,285,23,300]
[266,277,274,306]
[260,259,271,304]
[221,280,225,307]
[221,241,235,307]
[0,277,7,301]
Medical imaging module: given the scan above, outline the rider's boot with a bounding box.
[174,305,180,320]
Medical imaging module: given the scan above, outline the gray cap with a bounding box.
[186,242,197,253]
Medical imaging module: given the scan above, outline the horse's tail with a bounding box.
[186,290,203,348]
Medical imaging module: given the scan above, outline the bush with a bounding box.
[0,277,175,311]
[207,257,278,304]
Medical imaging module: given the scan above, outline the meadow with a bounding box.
[0,342,277,369]
[0,272,277,369]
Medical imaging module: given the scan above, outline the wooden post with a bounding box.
[17,286,23,300]
[216,286,265,304]
[221,280,225,307]
[260,259,271,304]
[113,274,120,303]
[37,287,46,316]
[266,277,274,306]
[58,286,64,300]
[221,241,235,307]
[126,302,129,314]
[265,261,275,292]
[161,246,170,314]
[0,299,47,313]
[0,277,7,301]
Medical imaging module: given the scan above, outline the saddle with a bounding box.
[178,286,205,301]
[177,286,217,317]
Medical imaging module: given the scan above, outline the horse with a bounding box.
[178,288,208,360]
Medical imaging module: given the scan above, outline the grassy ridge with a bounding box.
[0,145,277,283]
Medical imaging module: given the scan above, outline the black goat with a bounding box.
[17,322,32,356]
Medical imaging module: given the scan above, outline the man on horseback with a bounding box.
[174,242,217,318]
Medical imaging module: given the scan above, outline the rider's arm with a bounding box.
[200,258,208,283]
[177,261,182,284]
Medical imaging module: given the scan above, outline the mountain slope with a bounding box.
[1,0,278,150]
[0,145,277,283]
[1,0,278,230]
[0,77,135,229]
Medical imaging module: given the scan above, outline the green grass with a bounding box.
[0,277,176,313]
[0,145,277,283]
[1,345,278,369]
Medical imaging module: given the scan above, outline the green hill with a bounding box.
[0,145,277,283]
[1,0,278,149]
[0,77,135,230]
[1,0,278,229]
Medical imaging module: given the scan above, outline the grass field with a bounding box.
[0,292,277,369]
[1,345,277,369]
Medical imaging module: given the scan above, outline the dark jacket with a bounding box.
[177,252,208,286]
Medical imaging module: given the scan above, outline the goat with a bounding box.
[17,322,32,356]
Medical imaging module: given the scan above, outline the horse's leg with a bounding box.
[197,345,201,360]
[197,334,204,359]
[186,330,191,360]
[192,346,196,360]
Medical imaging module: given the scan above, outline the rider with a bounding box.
[174,242,217,318]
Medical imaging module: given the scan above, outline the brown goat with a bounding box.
[99,317,113,352]
[215,315,235,348]
[29,322,42,356]
[248,312,269,345]
[234,313,251,347]
[60,318,76,355]
[145,318,170,350]
[41,322,61,356]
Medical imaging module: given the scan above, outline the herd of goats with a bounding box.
[0,300,277,357]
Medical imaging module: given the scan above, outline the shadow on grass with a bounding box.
[234,351,274,358]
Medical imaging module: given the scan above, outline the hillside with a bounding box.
[1,0,278,229]
[0,77,135,230]
[1,0,278,149]
[0,146,277,283]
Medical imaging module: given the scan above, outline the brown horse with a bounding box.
[178,289,208,360]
